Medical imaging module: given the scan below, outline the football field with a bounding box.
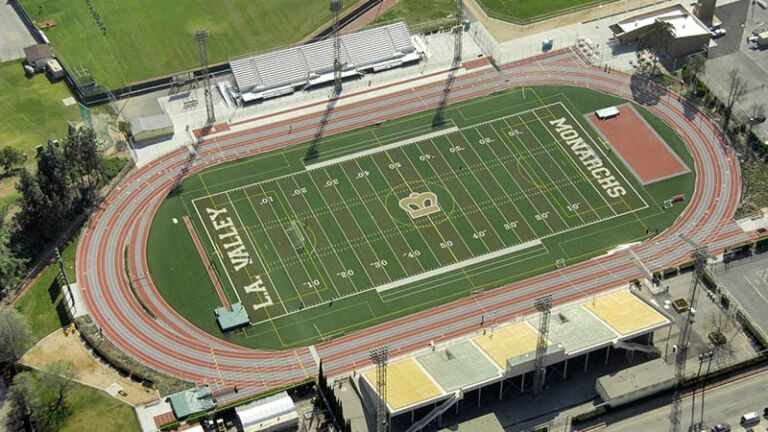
[192,101,647,325]
[148,86,695,348]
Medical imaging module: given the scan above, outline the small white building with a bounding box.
[235,391,298,432]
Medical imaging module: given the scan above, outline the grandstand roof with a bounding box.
[356,289,672,415]
[416,341,499,391]
[230,22,416,93]
[363,358,442,411]
[585,290,668,335]
[472,322,542,369]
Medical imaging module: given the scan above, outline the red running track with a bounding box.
[76,49,752,402]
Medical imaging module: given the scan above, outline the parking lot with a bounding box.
[712,253,768,342]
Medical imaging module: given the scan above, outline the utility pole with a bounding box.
[370,346,389,432]
[533,295,553,395]
[330,0,343,94]
[194,29,215,126]
[670,235,709,431]
[453,0,463,66]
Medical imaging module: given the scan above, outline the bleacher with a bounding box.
[230,21,422,102]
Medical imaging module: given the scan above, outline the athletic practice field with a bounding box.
[18,0,353,89]
[148,86,694,349]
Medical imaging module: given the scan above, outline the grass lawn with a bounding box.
[370,0,456,30]
[17,369,139,432]
[0,61,79,156]
[477,0,617,22]
[18,0,357,89]
[14,235,77,343]
[147,86,695,349]
[61,380,140,432]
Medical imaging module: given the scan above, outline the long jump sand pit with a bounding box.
[588,104,690,185]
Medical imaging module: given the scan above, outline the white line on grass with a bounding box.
[529,107,606,221]
[375,239,543,293]
[304,127,460,171]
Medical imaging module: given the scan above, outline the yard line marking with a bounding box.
[485,123,556,233]
[304,127,460,171]
[399,140,490,255]
[303,168,380,287]
[500,116,574,229]
[279,176,346,298]
[238,188,298,315]
[369,147,465,264]
[513,112,591,224]
[316,166,401,284]
[375,239,543,293]
[460,127,537,242]
[351,157,442,269]
[421,137,501,252]
[529,107,606,220]
[450,129,522,243]
[249,185,331,303]
[336,163,422,275]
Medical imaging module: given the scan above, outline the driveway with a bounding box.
[0,1,35,62]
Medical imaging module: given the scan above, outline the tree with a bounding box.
[10,360,77,432]
[0,306,33,367]
[64,126,102,202]
[15,168,48,240]
[0,147,26,174]
[0,221,26,297]
[724,68,748,129]
[686,53,707,93]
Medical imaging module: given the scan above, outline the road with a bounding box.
[76,48,752,404]
[584,367,768,431]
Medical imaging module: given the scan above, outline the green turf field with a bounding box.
[18,0,355,89]
[477,0,618,23]
[147,86,695,349]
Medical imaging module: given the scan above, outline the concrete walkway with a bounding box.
[0,1,35,61]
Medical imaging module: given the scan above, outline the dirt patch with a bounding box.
[20,328,159,406]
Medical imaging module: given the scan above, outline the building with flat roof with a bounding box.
[235,391,298,432]
[596,358,675,407]
[612,4,711,57]
[354,289,672,426]
[229,22,423,103]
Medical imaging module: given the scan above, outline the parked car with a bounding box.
[749,114,766,125]
[741,411,760,426]
[710,423,731,432]
[711,28,727,38]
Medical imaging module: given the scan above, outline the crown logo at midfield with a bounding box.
[399,191,441,219]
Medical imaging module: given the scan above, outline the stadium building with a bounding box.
[353,289,672,429]
[227,22,424,103]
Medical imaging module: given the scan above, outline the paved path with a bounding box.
[77,49,752,403]
[0,1,35,61]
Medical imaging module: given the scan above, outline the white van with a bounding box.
[740,412,759,426]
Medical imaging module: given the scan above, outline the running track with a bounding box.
[76,49,753,401]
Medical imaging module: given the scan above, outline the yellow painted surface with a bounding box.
[363,359,442,410]
[585,291,668,335]
[472,322,541,368]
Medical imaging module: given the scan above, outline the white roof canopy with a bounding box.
[236,391,296,427]
[231,22,417,93]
